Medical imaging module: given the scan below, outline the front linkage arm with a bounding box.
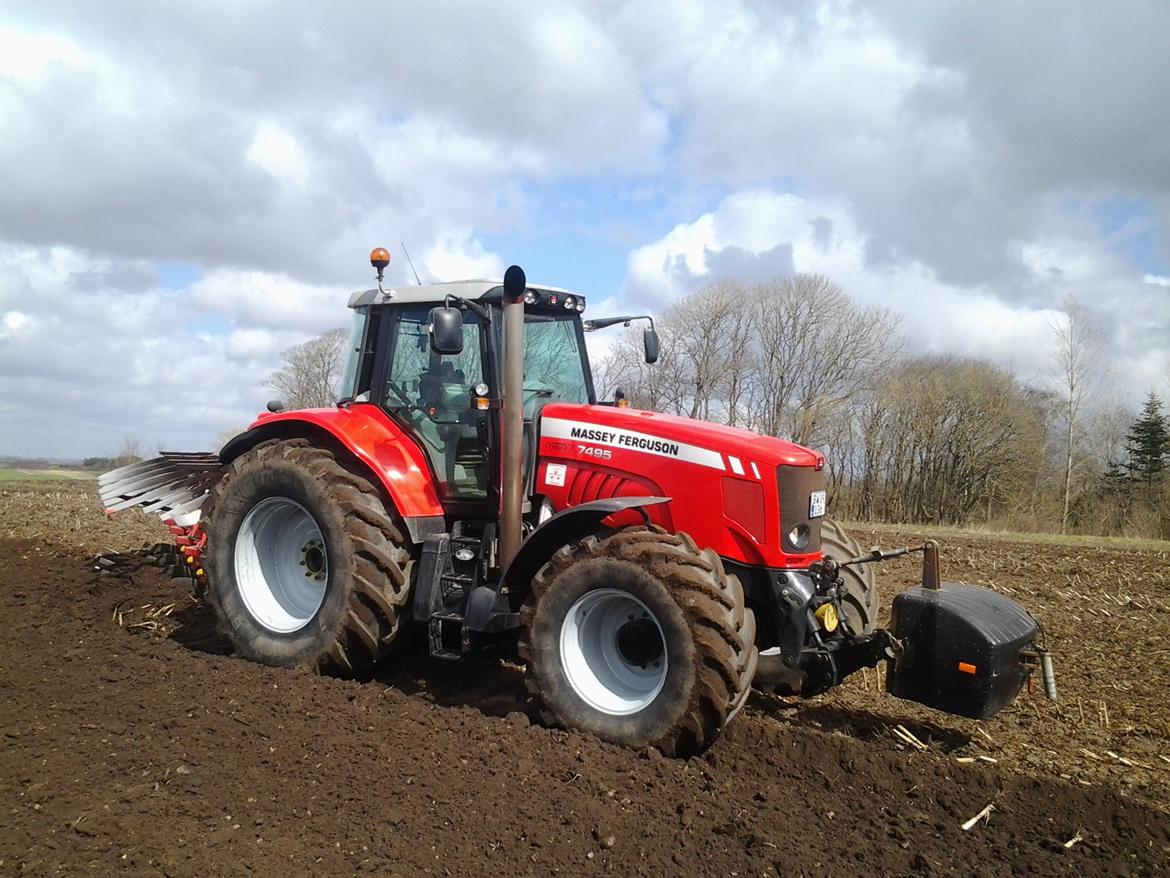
[818,538,941,588]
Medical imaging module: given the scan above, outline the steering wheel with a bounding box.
[387,378,471,425]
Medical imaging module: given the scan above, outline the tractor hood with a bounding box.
[538,403,822,474]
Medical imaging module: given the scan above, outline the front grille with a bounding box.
[776,465,825,555]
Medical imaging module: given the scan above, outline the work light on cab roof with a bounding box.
[525,287,585,312]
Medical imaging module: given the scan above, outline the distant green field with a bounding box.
[0,468,99,482]
[849,518,1170,553]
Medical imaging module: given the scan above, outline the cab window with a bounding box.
[517,315,590,416]
[384,308,488,500]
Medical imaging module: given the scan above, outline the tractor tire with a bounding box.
[820,517,879,634]
[203,438,412,674]
[519,526,758,757]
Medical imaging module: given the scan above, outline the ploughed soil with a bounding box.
[1,481,1168,876]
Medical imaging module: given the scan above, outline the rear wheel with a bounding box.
[520,527,758,756]
[821,517,879,634]
[203,439,412,673]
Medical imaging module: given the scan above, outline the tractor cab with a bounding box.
[340,281,589,505]
[340,277,657,512]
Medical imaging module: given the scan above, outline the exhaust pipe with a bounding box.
[499,265,527,568]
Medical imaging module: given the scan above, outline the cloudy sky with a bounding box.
[2,1,1167,458]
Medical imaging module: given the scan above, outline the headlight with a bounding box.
[788,523,810,550]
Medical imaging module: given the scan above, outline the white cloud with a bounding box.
[0,2,669,285]
[1144,274,1170,287]
[0,245,330,456]
[0,26,91,80]
[246,121,310,188]
[604,1,1170,286]
[422,233,505,283]
[225,327,293,363]
[1,310,32,334]
[186,270,350,332]
[621,188,1169,400]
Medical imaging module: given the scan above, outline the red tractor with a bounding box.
[101,252,1053,755]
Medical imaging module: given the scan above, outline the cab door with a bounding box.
[379,306,492,502]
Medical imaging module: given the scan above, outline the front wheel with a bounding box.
[520,527,758,756]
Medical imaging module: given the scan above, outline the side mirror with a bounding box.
[429,306,464,355]
[643,328,660,365]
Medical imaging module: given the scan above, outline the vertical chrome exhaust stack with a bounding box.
[498,265,527,568]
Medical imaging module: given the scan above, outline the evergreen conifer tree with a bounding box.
[1125,393,1169,483]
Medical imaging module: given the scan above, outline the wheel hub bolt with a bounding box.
[300,540,327,581]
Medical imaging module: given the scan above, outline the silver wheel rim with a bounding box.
[558,588,668,716]
[234,497,328,634]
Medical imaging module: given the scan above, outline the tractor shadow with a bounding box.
[165,600,534,720]
[161,598,973,746]
[169,598,234,657]
[749,691,972,752]
[160,597,974,743]
[152,578,963,742]
[368,637,534,720]
[152,586,972,745]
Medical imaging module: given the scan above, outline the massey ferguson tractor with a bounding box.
[101,250,1055,755]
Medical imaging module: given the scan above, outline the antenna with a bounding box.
[401,242,422,285]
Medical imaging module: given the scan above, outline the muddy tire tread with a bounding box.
[519,526,758,756]
[202,439,412,674]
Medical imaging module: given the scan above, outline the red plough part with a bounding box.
[165,517,208,581]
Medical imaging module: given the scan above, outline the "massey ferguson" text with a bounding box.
[569,426,681,457]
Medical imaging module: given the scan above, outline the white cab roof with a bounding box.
[348,279,575,308]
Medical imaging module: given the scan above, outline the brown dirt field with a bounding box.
[1,481,1168,876]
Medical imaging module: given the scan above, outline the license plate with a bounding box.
[808,490,826,519]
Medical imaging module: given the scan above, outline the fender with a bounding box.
[219,404,445,541]
[497,496,670,603]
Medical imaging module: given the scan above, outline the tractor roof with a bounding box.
[347,279,574,309]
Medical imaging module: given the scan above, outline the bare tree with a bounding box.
[593,322,678,413]
[663,281,754,423]
[746,274,901,445]
[841,357,1046,525]
[1050,297,1104,532]
[596,273,900,447]
[114,435,144,466]
[268,328,350,410]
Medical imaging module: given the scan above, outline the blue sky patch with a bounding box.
[155,261,203,291]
